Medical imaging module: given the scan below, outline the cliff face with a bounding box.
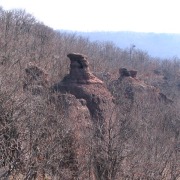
[51,53,114,124]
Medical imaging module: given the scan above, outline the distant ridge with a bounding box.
[62,31,180,59]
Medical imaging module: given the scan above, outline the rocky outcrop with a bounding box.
[63,53,103,84]
[119,68,131,78]
[23,63,93,179]
[119,68,138,79]
[51,53,115,180]
[51,53,114,124]
[110,68,173,110]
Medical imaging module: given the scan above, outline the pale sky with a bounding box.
[1,0,180,33]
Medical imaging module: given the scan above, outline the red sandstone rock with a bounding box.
[110,67,173,110]
[51,53,114,123]
[51,53,115,179]
[62,53,103,84]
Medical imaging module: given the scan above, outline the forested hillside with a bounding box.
[0,7,180,179]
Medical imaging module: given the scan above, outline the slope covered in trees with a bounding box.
[0,7,180,179]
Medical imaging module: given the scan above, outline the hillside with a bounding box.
[75,31,180,59]
[0,7,180,179]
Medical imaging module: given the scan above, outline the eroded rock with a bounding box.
[51,53,115,179]
[51,53,114,124]
[62,53,103,84]
[110,67,173,111]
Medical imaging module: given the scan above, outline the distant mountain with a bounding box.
[73,31,180,59]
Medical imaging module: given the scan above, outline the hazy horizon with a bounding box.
[76,31,180,59]
[1,0,180,34]
[59,29,180,35]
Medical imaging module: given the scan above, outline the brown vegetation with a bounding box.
[0,7,180,180]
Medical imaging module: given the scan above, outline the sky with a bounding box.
[1,0,180,33]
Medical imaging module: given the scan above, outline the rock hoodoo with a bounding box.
[63,53,103,84]
[51,53,114,124]
[51,53,115,179]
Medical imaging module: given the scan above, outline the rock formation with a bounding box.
[51,53,115,179]
[119,68,138,79]
[51,53,114,124]
[119,67,131,78]
[110,67,173,111]
[23,63,93,179]
[63,53,103,84]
